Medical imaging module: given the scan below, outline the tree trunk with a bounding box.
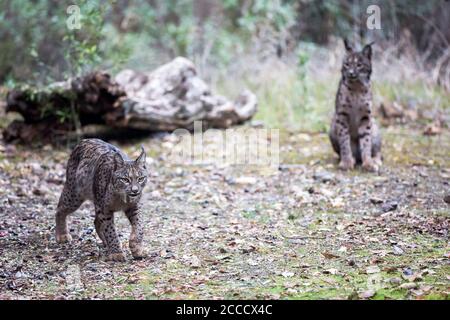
[3,57,257,143]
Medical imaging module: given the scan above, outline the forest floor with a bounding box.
[0,123,449,300]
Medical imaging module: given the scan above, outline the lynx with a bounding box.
[329,39,382,172]
[55,138,148,261]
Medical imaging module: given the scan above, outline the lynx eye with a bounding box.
[138,176,146,183]
[119,177,130,184]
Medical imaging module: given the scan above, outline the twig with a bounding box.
[279,231,326,240]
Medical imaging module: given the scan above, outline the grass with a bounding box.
[383,128,450,167]
[375,80,450,112]
[248,73,334,133]
[213,63,336,132]
[211,43,450,134]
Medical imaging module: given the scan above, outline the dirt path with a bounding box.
[0,127,448,299]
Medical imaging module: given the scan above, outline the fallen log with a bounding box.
[3,57,257,143]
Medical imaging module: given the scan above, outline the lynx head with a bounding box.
[112,146,148,202]
[341,38,373,86]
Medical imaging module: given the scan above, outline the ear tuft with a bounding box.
[135,145,146,166]
[362,42,374,60]
[343,38,353,53]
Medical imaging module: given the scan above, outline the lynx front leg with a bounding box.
[359,117,378,172]
[335,114,355,170]
[94,216,106,245]
[55,186,82,243]
[95,208,125,262]
[125,206,147,259]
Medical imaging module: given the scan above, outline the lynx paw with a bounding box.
[107,252,126,262]
[56,233,72,243]
[362,159,379,172]
[338,157,355,171]
[373,154,383,168]
[131,247,147,260]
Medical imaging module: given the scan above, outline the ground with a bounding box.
[0,124,448,300]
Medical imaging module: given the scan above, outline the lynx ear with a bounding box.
[135,146,146,166]
[114,152,125,166]
[343,38,353,53]
[362,42,374,60]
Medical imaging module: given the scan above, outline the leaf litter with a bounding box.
[0,127,449,299]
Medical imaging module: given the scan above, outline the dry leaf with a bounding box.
[281,271,295,278]
[359,290,376,299]
[322,251,339,259]
[366,266,381,274]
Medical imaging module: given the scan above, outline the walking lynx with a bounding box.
[56,138,148,261]
[329,39,382,172]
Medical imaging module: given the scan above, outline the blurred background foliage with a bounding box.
[1,0,449,83]
[0,0,449,130]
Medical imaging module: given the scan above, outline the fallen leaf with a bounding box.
[331,197,344,208]
[189,255,201,268]
[359,290,376,299]
[420,285,433,292]
[323,268,338,275]
[285,288,298,295]
[399,282,418,290]
[366,266,381,274]
[393,246,404,255]
[322,251,339,259]
[281,271,295,278]
[370,197,384,204]
[338,246,347,253]
[235,176,257,185]
[247,259,258,266]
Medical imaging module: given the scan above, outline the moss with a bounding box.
[372,288,408,300]
[383,128,450,167]
[424,293,448,300]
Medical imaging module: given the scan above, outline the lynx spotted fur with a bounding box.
[56,138,148,261]
[329,39,382,172]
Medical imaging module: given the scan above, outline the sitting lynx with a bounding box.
[329,39,382,172]
[55,138,148,261]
